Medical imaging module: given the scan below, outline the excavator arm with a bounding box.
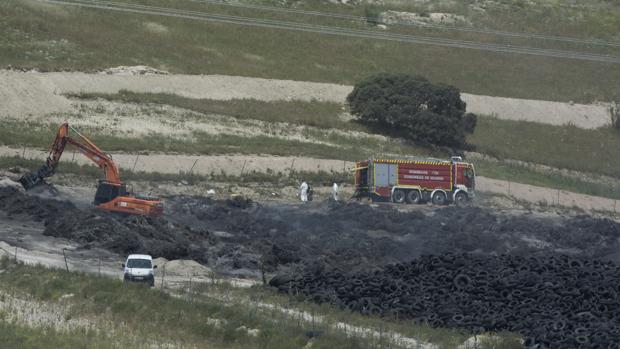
[20,123,121,189]
[19,123,163,217]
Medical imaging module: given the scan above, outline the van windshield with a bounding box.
[127,259,152,268]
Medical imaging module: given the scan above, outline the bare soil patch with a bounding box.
[0,70,611,129]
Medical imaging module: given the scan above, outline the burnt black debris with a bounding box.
[273,254,620,349]
[0,183,74,221]
[0,185,211,262]
[4,184,620,347]
[4,187,620,271]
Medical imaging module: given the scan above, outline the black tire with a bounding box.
[406,190,421,204]
[453,274,471,289]
[269,274,293,287]
[392,189,406,204]
[454,191,469,206]
[431,191,447,205]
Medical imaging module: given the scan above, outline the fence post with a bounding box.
[62,248,69,272]
[614,200,617,213]
[22,146,26,159]
[14,246,17,262]
[188,275,193,302]
[240,160,247,176]
[189,159,199,174]
[557,189,560,206]
[289,158,296,172]
[131,154,140,172]
[160,263,166,290]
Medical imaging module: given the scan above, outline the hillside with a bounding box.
[1,0,620,102]
[1,1,620,348]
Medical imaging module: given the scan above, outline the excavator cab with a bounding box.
[94,180,127,205]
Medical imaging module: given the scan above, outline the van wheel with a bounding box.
[406,190,421,204]
[431,191,447,206]
[454,192,469,206]
[392,189,406,204]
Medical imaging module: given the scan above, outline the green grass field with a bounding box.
[1,0,619,102]
[473,159,620,200]
[470,116,620,178]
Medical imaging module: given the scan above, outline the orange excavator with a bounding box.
[19,123,163,217]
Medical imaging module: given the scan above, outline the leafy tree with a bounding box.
[347,74,476,148]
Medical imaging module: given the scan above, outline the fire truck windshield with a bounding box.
[463,167,475,189]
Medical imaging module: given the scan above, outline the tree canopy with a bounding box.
[347,74,476,148]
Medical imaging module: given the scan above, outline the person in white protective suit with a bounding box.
[332,182,339,201]
[299,181,308,202]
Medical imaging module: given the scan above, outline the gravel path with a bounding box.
[0,69,611,129]
[3,146,617,214]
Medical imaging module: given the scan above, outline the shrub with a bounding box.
[346,74,476,148]
[364,6,382,25]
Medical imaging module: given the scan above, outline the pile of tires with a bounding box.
[272,253,620,348]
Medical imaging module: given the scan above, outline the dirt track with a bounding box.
[4,145,618,214]
[0,69,611,129]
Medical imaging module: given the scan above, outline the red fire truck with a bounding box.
[354,157,475,205]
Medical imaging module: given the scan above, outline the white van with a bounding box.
[122,254,157,287]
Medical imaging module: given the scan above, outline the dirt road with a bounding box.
[3,145,617,214]
[0,145,351,174]
[0,69,611,129]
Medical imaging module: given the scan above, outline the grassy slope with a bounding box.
[376,0,620,41]
[67,92,620,182]
[470,116,620,178]
[3,91,620,199]
[70,90,354,130]
[65,92,620,175]
[474,159,620,201]
[0,258,522,349]
[0,119,429,161]
[1,0,619,102]
[3,121,620,200]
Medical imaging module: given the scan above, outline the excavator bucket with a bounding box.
[19,171,44,190]
[19,164,54,190]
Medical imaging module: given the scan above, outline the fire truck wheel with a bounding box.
[454,192,469,206]
[406,190,421,204]
[431,191,447,205]
[392,189,406,203]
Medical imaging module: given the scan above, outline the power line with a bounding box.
[43,0,620,64]
[185,0,620,48]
